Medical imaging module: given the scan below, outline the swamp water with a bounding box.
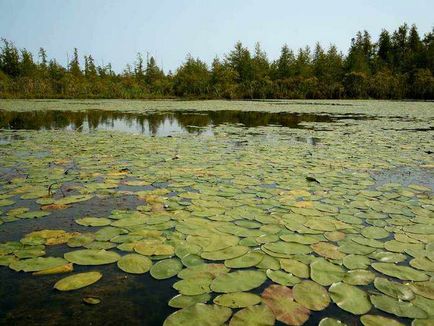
[0,100,433,326]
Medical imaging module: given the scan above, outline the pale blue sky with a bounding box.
[0,0,433,73]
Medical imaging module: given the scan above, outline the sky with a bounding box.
[0,0,433,73]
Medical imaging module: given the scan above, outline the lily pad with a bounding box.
[168,294,211,308]
[373,277,414,301]
[310,258,345,286]
[75,217,112,227]
[224,251,263,268]
[261,284,310,325]
[10,257,68,272]
[408,281,434,299]
[214,292,262,308]
[150,258,183,280]
[211,270,266,293]
[370,294,427,318]
[54,271,102,291]
[163,303,232,326]
[280,258,309,278]
[266,269,301,286]
[372,263,429,281]
[293,280,330,311]
[64,249,120,265]
[201,246,249,261]
[173,276,212,295]
[117,254,152,274]
[329,282,371,315]
[229,305,275,326]
[360,315,405,326]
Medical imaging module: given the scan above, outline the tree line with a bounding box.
[0,23,433,100]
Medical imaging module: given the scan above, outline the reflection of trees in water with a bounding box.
[0,110,336,134]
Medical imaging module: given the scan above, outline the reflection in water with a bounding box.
[0,110,369,137]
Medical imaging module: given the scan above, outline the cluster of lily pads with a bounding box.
[0,105,433,326]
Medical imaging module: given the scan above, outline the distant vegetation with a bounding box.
[0,23,433,99]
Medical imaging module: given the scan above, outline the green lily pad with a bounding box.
[293,280,330,311]
[64,249,120,265]
[310,258,345,286]
[229,304,275,326]
[9,257,68,272]
[201,246,249,261]
[134,241,175,256]
[410,257,434,272]
[266,269,301,286]
[373,277,414,301]
[150,258,183,280]
[372,263,429,281]
[408,281,434,300]
[224,251,263,268]
[360,315,405,326]
[361,226,389,239]
[343,270,375,285]
[370,294,427,318]
[280,258,309,278]
[214,292,262,308]
[168,293,211,308]
[369,251,406,263]
[343,254,370,270]
[75,217,112,227]
[329,282,371,315]
[54,271,102,291]
[311,242,346,260]
[83,297,101,305]
[263,241,312,255]
[163,303,232,326]
[319,317,347,326]
[177,263,229,279]
[211,270,266,293]
[173,276,212,295]
[117,254,152,274]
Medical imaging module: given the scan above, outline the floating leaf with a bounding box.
[201,246,249,261]
[343,254,370,270]
[83,297,101,305]
[168,294,211,308]
[214,292,262,308]
[360,315,404,326]
[311,242,346,260]
[310,258,345,286]
[261,284,310,325]
[75,217,112,227]
[343,270,375,285]
[329,282,371,315]
[150,258,183,280]
[173,276,212,295]
[408,281,434,300]
[163,303,232,326]
[54,271,102,291]
[293,280,330,311]
[211,270,266,293]
[266,269,301,286]
[64,249,120,265]
[134,241,174,256]
[178,263,229,279]
[370,294,427,318]
[229,305,275,326]
[117,254,152,274]
[280,258,309,278]
[224,251,263,268]
[33,262,73,275]
[372,263,429,281]
[373,277,414,301]
[10,257,68,272]
[319,317,347,326]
